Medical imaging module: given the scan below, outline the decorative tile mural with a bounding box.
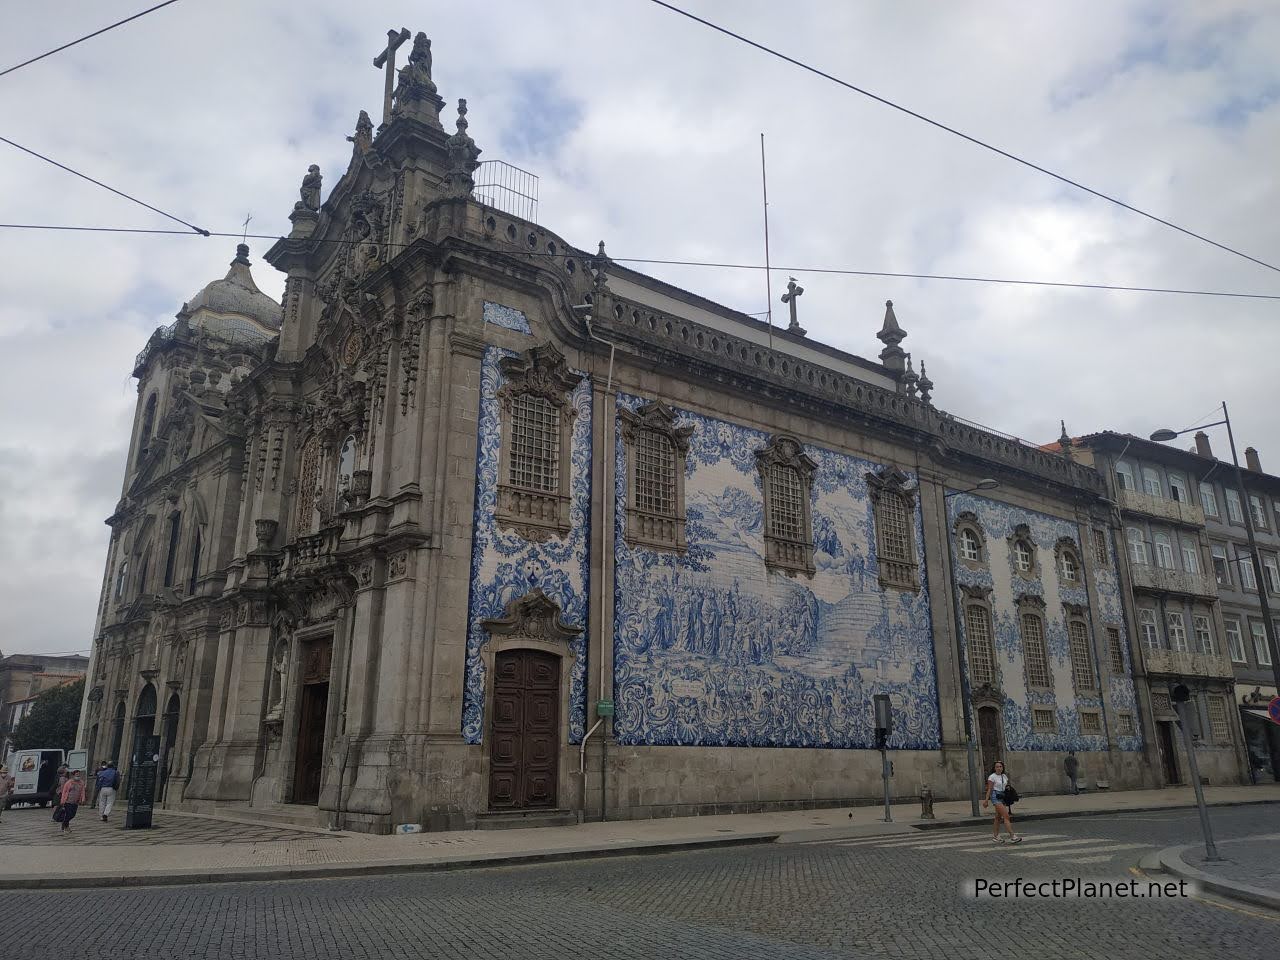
[947,494,1142,753]
[462,346,590,745]
[612,394,940,750]
[482,300,532,334]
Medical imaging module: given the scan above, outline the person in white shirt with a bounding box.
[982,760,1021,843]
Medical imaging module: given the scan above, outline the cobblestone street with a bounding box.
[0,806,333,846]
[3,807,1275,959]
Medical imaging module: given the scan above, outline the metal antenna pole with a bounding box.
[760,133,773,350]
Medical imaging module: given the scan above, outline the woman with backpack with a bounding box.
[982,759,1022,843]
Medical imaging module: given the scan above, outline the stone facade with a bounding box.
[77,31,1174,832]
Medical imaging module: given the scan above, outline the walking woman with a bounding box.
[0,765,12,822]
[56,770,86,834]
[982,760,1022,843]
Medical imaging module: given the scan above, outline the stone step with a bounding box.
[473,808,578,830]
[179,800,330,831]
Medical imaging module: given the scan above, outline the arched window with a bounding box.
[1126,527,1148,565]
[137,548,151,598]
[295,434,322,533]
[964,603,996,685]
[868,466,918,591]
[960,528,982,563]
[758,436,817,577]
[114,560,129,601]
[621,400,693,552]
[1060,549,1079,582]
[163,512,182,588]
[137,393,158,466]
[187,528,202,596]
[1013,539,1034,573]
[1020,608,1052,689]
[133,684,158,764]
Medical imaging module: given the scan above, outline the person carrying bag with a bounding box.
[981,759,1022,843]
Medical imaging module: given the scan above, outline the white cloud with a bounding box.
[1,0,1278,653]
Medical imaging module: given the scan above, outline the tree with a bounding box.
[12,678,84,751]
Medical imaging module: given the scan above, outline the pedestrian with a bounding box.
[0,765,12,822]
[982,759,1021,843]
[1064,752,1079,796]
[52,763,70,820]
[56,770,86,834]
[95,761,120,822]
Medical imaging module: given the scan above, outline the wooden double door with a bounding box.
[489,649,560,810]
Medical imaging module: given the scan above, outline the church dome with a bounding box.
[184,244,281,340]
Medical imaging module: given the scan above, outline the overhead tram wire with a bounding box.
[645,0,1280,278]
[0,136,209,236]
[2,222,1279,303]
[0,1,183,80]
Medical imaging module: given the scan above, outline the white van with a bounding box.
[5,748,65,807]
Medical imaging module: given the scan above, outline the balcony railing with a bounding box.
[1118,488,1205,527]
[1143,647,1235,679]
[1129,564,1218,599]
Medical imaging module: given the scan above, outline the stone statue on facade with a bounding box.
[265,640,289,723]
[298,165,322,212]
[347,111,374,155]
[394,32,436,104]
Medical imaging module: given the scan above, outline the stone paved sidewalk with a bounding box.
[1155,831,1280,911]
[1,782,1276,888]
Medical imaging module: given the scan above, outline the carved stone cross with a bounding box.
[781,276,805,334]
[373,28,412,126]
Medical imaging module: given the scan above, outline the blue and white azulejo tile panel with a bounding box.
[947,494,1141,752]
[612,393,940,750]
[462,346,590,745]
[482,300,532,334]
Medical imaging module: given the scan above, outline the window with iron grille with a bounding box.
[875,490,916,589]
[635,430,676,516]
[1021,613,1052,688]
[1207,696,1229,743]
[1106,627,1124,673]
[1032,708,1056,732]
[508,393,560,492]
[965,604,996,686]
[758,437,815,576]
[767,465,805,541]
[1092,528,1108,565]
[1068,620,1096,690]
[1152,691,1171,714]
[1080,711,1102,735]
[1118,712,1136,735]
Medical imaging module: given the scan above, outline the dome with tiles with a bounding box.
[184,244,281,341]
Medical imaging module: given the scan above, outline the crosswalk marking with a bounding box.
[912,835,1066,850]
[1013,842,1149,859]
[1063,855,1116,864]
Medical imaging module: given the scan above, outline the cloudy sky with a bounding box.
[2,1,1278,656]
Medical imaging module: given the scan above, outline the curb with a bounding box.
[0,832,781,892]
[1152,841,1280,913]
[910,797,1280,831]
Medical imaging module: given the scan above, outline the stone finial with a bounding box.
[591,240,611,291]
[781,277,806,336]
[443,98,482,197]
[297,164,322,212]
[1058,420,1075,461]
[347,110,374,155]
[902,354,919,398]
[917,361,933,404]
[877,299,907,372]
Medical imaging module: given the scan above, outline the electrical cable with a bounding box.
[0,138,209,236]
[2,222,1278,301]
[0,1,183,80]
[646,0,1280,277]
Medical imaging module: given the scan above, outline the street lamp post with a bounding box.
[1150,402,1280,694]
[943,478,1000,817]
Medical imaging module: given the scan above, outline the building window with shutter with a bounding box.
[622,400,693,552]
[496,344,582,540]
[1067,618,1097,691]
[867,466,920,591]
[1106,626,1124,673]
[756,435,816,577]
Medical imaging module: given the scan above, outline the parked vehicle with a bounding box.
[4,749,65,807]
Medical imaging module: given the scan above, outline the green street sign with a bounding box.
[596,700,614,717]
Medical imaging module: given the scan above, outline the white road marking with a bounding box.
[1063,855,1119,864]
[1013,842,1150,859]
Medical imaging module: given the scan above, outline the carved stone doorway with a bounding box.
[292,636,332,805]
[976,705,1003,777]
[488,649,559,810]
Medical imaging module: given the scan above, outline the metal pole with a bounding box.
[941,516,982,817]
[1222,401,1280,693]
[1173,698,1221,861]
[760,133,773,350]
[880,744,892,822]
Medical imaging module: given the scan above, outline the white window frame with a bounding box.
[1181,543,1200,575]
[1252,621,1273,666]
[1115,463,1135,491]
[1143,468,1163,499]
[1127,527,1149,566]
[1250,494,1269,531]
[1153,533,1175,570]
[1139,608,1160,651]
[959,527,982,563]
[1168,472,1187,503]
[1226,489,1244,523]
[1060,549,1080,583]
[1265,556,1280,594]
[1192,614,1214,655]
[1199,482,1219,517]
[1225,619,1247,663]
[1014,539,1034,573]
[1211,546,1230,586]
[1240,553,1258,591]
[1166,611,1188,652]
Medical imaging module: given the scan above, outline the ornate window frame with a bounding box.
[1008,524,1039,579]
[620,400,693,553]
[960,585,999,692]
[1016,594,1053,691]
[496,344,583,541]
[867,466,920,592]
[1064,604,1098,692]
[1055,538,1082,585]
[756,435,816,577]
[954,512,986,570]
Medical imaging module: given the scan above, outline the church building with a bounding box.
[79,29,1173,832]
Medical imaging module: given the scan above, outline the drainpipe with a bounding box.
[578,717,604,823]
[576,304,615,821]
